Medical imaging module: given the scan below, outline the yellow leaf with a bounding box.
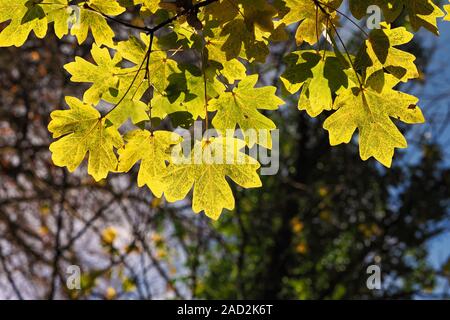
[134,0,161,13]
[358,24,419,82]
[281,0,343,45]
[350,0,444,34]
[0,0,49,47]
[323,73,425,167]
[48,97,123,181]
[163,137,262,220]
[64,44,122,105]
[208,75,284,148]
[118,130,182,198]
[71,0,125,46]
[282,50,348,117]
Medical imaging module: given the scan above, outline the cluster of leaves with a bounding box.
[1,0,448,219]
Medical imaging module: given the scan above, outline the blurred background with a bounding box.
[0,4,449,300]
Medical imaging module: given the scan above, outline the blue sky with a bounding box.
[415,21,450,276]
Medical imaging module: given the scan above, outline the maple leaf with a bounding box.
[205,0,239,24]
[148,51,181,94]
[405,0,444,34]
[163,137,262,220]
[63,32,182,126]
[64,42,151,126]
[356,24,419,82]
[71,0,126,46]
[204,0,280,62]
[116,33,149,63]
[206,0,277,33]
[134,0,161,13]
[0,0,50,46]
[116,33,180,94]
[107,76,152,127]
[118,130,182,197]
[349,0,444,34]
[209,75,284,148]
[150,93,186,120]
[64,44,122,105]
[8,0,446,221]
[48,97,123,181]
[201,25,247,81]
[323,73,425,167]
[0,0,126,46]
[206,0,290,46]
[185,71,224,119]
[281,0,343,45]
[47,0,72,39]
[104,70,153,126]
[281,50,348,117]
[443,4,450,28]
[349,0,403,22]
[241,0,277,33]
[219,18,269,62]
[106,97,150,126]
[218,59,247,83]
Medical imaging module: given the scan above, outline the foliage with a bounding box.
[1,0,448,219]
[0,1,449,301]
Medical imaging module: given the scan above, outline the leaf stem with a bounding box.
[201,40,209,132]
[145,32,155,130]
[315,0,370,38]
[314,1,364,88]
